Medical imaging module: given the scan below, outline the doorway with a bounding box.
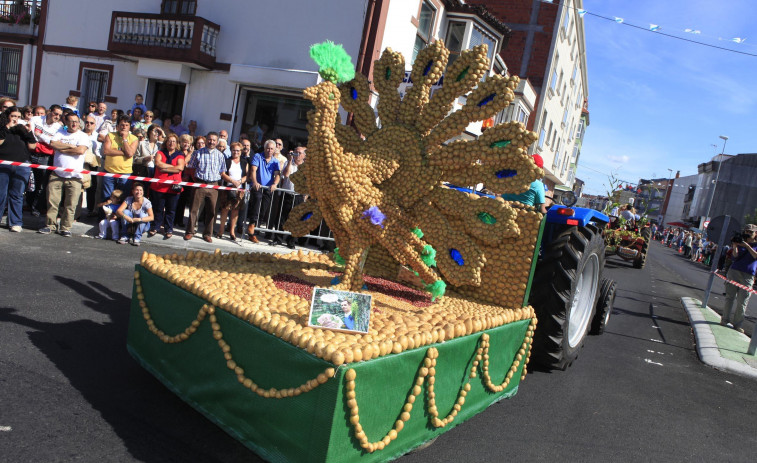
[146,80,186,122]
[239,90,312,152]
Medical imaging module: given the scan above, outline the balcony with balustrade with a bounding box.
[107,11,220,69]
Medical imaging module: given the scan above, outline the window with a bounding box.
[576,118,585,139]
[445,21,467,67]
[516,105,528,124]
[80,69,108,113]
[549,69,558,93]
[413,1,435,64]
[161,0,197,14]
[538,114,547,149]
[470,26,496,62]
[571,63,578,82]
[0,46,21,98]
[561,10,571,39]
[557,71,564,94]
[562,107,568,126]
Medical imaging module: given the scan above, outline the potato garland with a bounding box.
[138,250,536,366]
[134,270,336,398]
[416,43,490,136]
[283,40,544,300]
[373,48,405,126]
[344,327,535,453]
[338,73,378,138]
[398,40,449,126]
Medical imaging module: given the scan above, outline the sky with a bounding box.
[576,0,757,196]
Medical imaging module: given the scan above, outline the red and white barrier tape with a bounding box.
[713,271,757,296]
[0,160,245,191]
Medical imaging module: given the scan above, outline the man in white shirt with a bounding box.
[83,115,102,216]
[27,105,63,216]
[38,113,91,237]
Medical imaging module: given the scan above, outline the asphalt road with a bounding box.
[1,232,756,462]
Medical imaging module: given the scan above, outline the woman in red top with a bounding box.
[149,133,185,238]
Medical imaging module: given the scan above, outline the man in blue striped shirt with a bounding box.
[185,132,226,242]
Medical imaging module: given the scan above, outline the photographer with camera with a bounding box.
[720,224,757,334]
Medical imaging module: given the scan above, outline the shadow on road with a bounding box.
[0,276,251,462]
[610,306,690,328]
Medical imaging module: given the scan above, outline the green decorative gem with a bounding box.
[477,212,497,224]
[385,67,391,80]
[456,66,469,82]
[489,140,511,148]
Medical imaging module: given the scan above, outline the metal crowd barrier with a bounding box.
[238,186,335,244]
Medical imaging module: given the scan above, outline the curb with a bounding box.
[681,297,757,381]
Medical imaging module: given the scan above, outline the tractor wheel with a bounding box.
[633,251,646,269]
[530,225,604,370]
[590,279,617,335]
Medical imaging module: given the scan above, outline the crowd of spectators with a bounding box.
[0,94,310,248]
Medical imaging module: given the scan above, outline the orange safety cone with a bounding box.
[678,246,683,253]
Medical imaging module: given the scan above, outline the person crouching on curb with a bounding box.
[720,224,757,334]
[116,182,154,246]
[96,189,124,240]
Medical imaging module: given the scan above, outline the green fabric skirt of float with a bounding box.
[128,265,533,463]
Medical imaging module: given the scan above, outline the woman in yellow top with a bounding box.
[101,115,138,207]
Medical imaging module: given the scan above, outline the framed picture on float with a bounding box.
[308,287,372,334]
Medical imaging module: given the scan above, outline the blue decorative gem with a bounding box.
[449,249,464,266]
[301,212,313,221]
[423,60,433,76]
[331,276,341,285]
[495,169,517,178]
[350,87,358,100]
[477,93,496,107]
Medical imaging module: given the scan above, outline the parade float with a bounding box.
[127,41,612,462]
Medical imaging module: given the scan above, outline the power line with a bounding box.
[584,11,757,58]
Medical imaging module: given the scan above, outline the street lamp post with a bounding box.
[703,135,728,227]
[661,168,673,226]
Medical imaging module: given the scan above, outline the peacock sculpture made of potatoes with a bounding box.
[285,40,543,303]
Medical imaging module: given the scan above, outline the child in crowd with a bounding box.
[96,189,124,240]
[131,94,147,116]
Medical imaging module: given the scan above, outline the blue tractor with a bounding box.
[447,185,618,370]
[530,203,617,369]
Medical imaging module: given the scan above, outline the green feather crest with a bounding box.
[425,280,447,301]
[310,41,355,83]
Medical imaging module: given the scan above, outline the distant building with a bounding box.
[576,193,607,211]
[662,173,697,226]
[688,153,757,227]
[635,178,669,222]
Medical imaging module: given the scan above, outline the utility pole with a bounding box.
[703,135,728,227]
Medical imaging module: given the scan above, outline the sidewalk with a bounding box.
[681,297,757,380]
[6,209,327,257]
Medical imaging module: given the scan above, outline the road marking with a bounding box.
[0,426,11,432]
[652,326,661,329]
[650,339,663,343]
[726,380,733,385]
[644,359,664,366]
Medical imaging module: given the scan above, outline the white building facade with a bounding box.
[0,0,536,152]
[530,0,588,191]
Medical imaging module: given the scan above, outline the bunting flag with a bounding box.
[543,1,756,57]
